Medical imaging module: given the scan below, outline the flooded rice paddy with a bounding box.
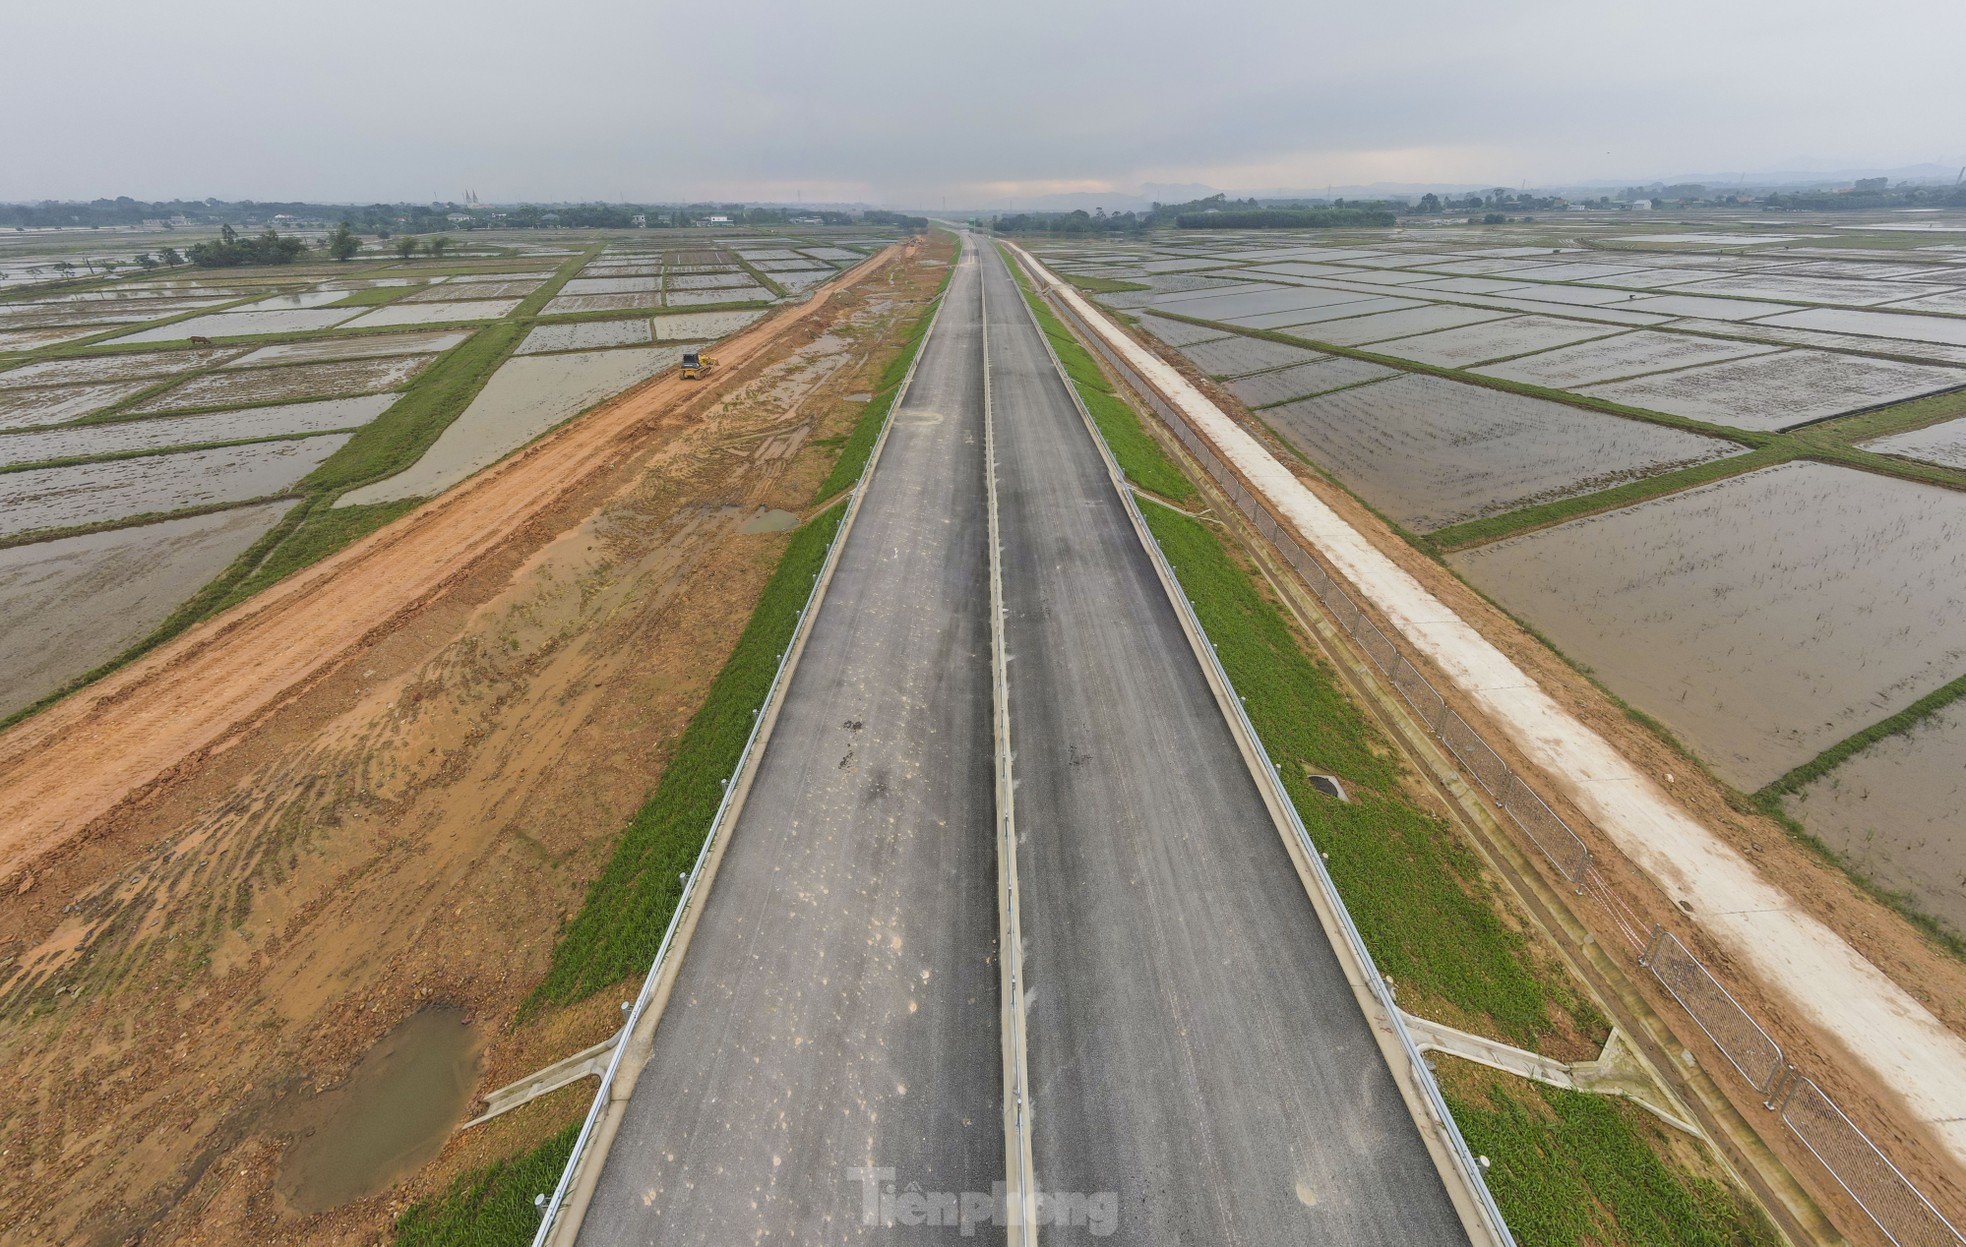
[1473,331,1779,387]
[116,307,363,342]
[1175,334,1323,377]
[224,329,471,366]
[1448,462,1966,788]
[0,436,349,536]
[131,356,431,411]
[0,348,234,388]
[517,319,652,354]
[1263,372,1741,532]
[1369,314,1620,366]
[0,381,156,429]
[0,395,395,467]
[0,501,289,717]
[343,299,520,327]
[651,309,767,340]
[1860,415,1966,469]
[1783,704,1966,939]
[1223,356,1399,407]
[337,347,671,505]
[1578,349,1966,431]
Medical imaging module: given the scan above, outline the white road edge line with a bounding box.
[981,232,1041,1246]
[996,241,1514,1247]
[535,242,956,1247]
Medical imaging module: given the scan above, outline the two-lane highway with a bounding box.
[576,238,1005,1244]
[979,240,1469,1244]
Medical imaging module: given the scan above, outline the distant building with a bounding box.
[631,214,648,227]
[1628,199,1653,210]
[703,214,733,225]
[446,213,473,224]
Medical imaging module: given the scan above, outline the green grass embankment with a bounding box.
[392,1123,579,1247]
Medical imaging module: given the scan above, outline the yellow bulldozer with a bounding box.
[679,349,718,380]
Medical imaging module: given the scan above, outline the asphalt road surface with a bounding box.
[979,241,1468,1245]
[577,240,1006,1244]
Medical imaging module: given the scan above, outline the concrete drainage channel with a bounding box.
[520,245,960,1247]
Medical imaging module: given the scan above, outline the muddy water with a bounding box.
[0,436,350,536]
[275,1006,484,1214]
[1786,704,1966,939]
[738,507,799,533]
[1449,461,1966,788]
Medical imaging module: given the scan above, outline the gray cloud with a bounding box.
[5,0,1962,205]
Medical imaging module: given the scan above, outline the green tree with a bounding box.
[393,235,421,260]
[327,220,361,261]
[428,234,454,258]
[137,252,160,269]
[159,247,183,266]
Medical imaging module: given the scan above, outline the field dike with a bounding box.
[0,234,951,1246]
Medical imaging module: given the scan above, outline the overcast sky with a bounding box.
[7,0,1963,207]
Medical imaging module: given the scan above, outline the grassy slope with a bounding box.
[393,1123,578,1247]
[1443,1066,1777,1247]
[524,502,846,1011]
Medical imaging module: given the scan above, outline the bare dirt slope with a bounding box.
[0,237,954,1245]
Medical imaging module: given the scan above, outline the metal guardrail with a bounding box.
[1035,267,1966,1247]
[529,259,956,1247]
[1008,256,1517,1247]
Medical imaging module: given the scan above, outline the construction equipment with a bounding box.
[679,349,718,380]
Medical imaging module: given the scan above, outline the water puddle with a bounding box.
[738,507,799,533]
[274,1006,483,1213]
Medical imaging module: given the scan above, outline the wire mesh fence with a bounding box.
[1778,1074,1966,1247]
[1045,283,1966,1247]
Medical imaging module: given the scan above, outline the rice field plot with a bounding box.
[1783,703,1966,938]
[1499,262,1647,283]
[666,272,756,290]
[1137,314,1231,348]
[1752,307,1966,348]
[651,310,765,340]
[225,330,470,367]
[401,278,542,301]
[1579,349,1966,431]
[0,328,100,352]
[1676,273,1948,306]
[666,287,770,307]
[1449,462,1966,788]
[1136,257,1223,273]
[1150,284,1353,323]
[517,320,651,354]
[337,348,671,505]
[580,262,662,277]
[0,349,230,389]
[1,303,216,330]
[0,395,396,467]
[542,292,659,315]
[1225,357,1399,407]
[115,308,363,343]
[1620,294,1804,321]
[344,300,520,327]
[1176,334,1324,378]
[1492,285,1651,307]
[750,259,829,273]
[131,356,431,412]
[799,247,860,261]
[0,436,351,537]
[0,382,156,430]
[1247,262,1383,280]
[236,291,350,311]
[1372,315,1618,367]
[733,249,801,263]
[560,276,660,297]
[1287,304,1512,347]
[1265,373,1740,533]
[1880,289,1966,315]
[1410,277,1536,296]
[772,270,835,293]
[1859,415,1966,469]
[1238,295,1427,330]
[0,501,290,718]
[1474,331,1779,387]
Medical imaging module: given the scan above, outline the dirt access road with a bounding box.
[0,237,950,1245]
[0,248,898,888]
